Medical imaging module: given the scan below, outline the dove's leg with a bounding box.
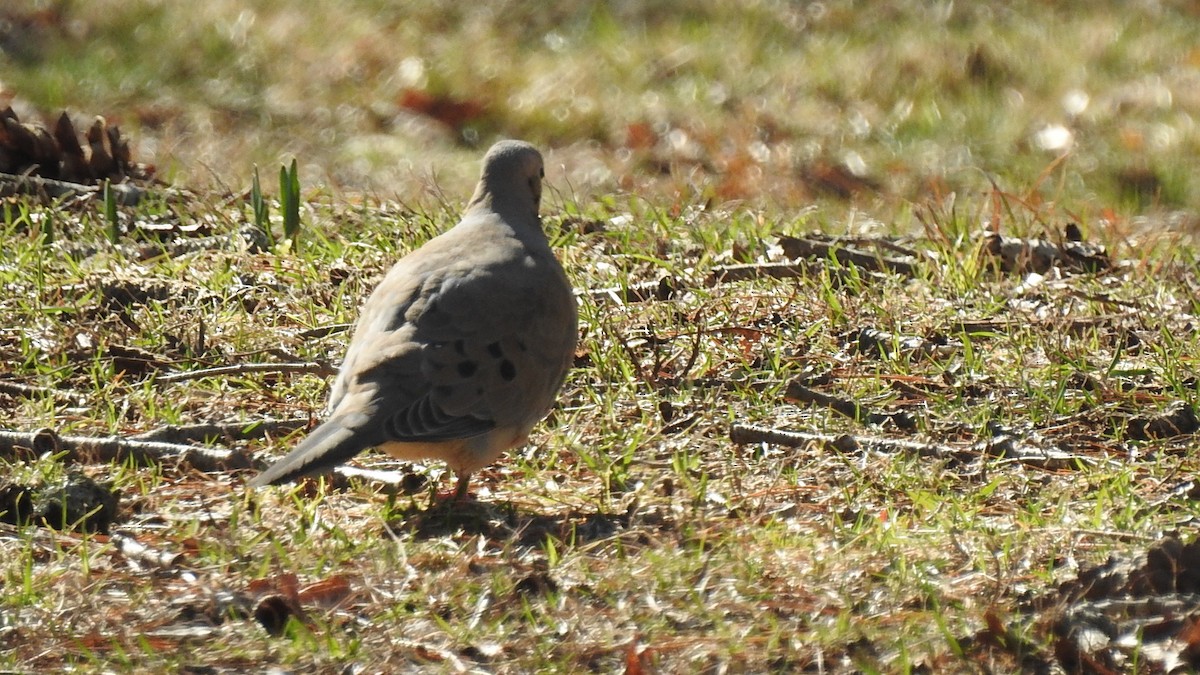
[453,473,472,501]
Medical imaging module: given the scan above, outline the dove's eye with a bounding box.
[539,168,545,179]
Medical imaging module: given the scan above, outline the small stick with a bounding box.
[827,234,921,259]
[583,262,820,306]
[112,531,184,569]
[583,278,677,304]
[0,428,252,473]
[784,379,916,429]
[705,261,822,285]
[56,225,266,263]
[730,423,952,458]
[156,361,336,384]
[583,258,871,306]
[130,417,311,444]
[777,235,918,276]
[948,314,1129,336]
[784,380,866,421]
[295,323,353,340]
[0,380,87,405]
[731,423,1096,469]
[0,170,146,204]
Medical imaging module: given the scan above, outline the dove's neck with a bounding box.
[465,186,543,238]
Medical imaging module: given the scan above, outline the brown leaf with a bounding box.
[274,571,300,598]
[624,122,657,150]
[297,574,353,607]
[623,640,645,675]
[1181,617,1200,664]
[979,608,1009,647]
[247,571,300,599]
[798,160,881,199]
[398,89,486,129]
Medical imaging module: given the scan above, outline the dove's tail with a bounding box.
[248,419,375,487]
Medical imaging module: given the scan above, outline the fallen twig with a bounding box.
[784,378,917,429]
[731,423,1097,470]
[583,261,827,305]
[979,430,1098,470]
[848,327,961,362]
[831,234,922,259]
[778,234,919,276]
[982,232,1110,275]
[705,261,817,285]
[132,224,270,260]
[730,424,951,458]
[295,323,354,340]
[112,531,185,569]
[55,224,269,263]
[156,361,336,384]
[335,466,416,493]
[131,417,312,444]
[0,520,82,553]
[0,170,153,205]
[581,251,902,306]
[0,379,87,406]
[0,428,252,473]
[948,314,1132,337]
[583,278,678,304]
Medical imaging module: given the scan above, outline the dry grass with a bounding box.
[3,1,1200,672]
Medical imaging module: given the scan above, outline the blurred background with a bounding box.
[2,0,1198,223]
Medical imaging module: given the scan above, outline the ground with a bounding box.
[3,1,1200,673]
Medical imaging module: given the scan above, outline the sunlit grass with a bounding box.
[1,0,1200,671]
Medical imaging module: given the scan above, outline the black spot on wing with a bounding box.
[499,359,516,381]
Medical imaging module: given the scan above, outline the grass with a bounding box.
[6,184,1197,670]
[1,0,1200,672]
[5,1,1200,215]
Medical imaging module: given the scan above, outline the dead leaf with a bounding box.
[398,89,486,129]
[297,574,353,607]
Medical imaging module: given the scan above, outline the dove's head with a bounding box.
[468,140,544,223]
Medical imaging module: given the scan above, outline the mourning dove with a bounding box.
[250,140,577,498]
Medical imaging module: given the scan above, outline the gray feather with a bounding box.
[248,418,383,486]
